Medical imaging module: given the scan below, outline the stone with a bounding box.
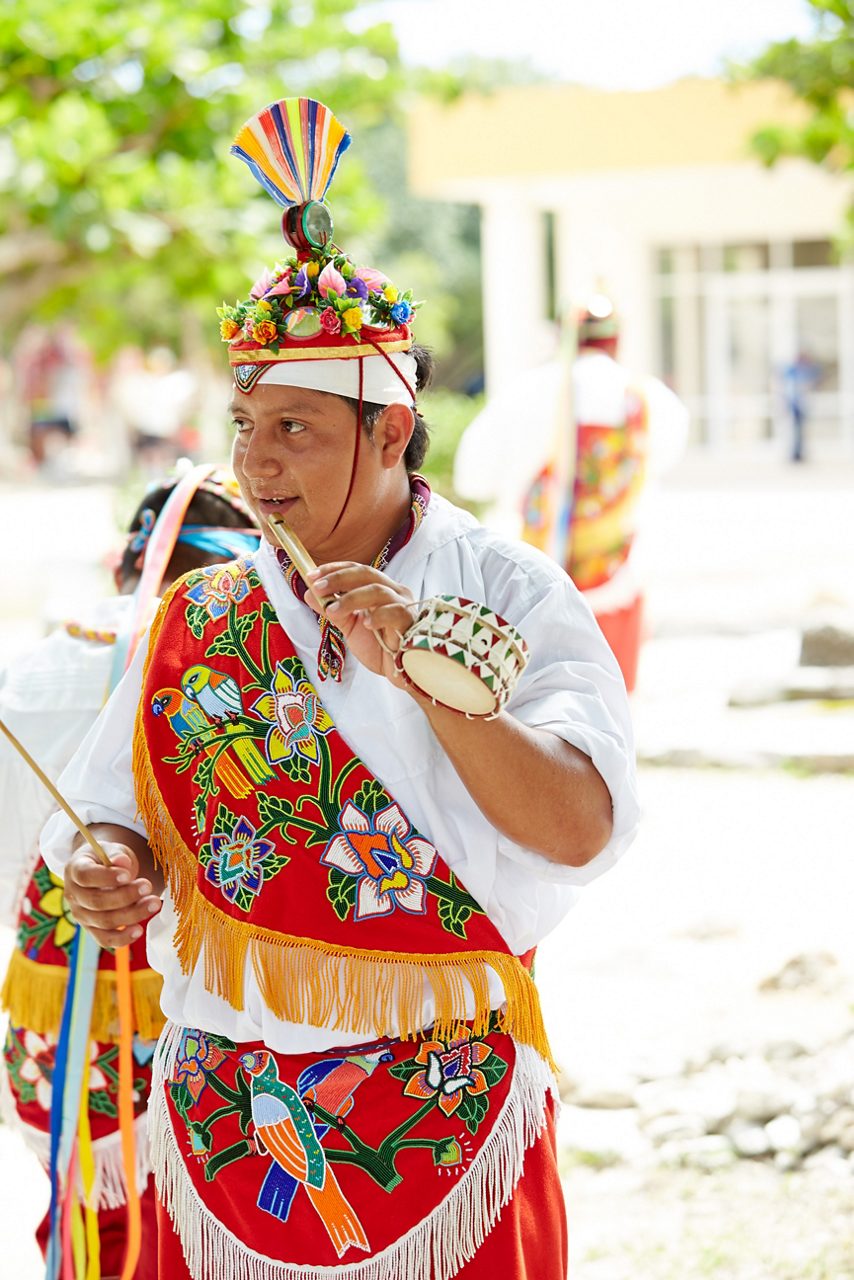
[644,1113,707,1145]
[657,1135,736,1172]
[728,1122,772,1159]
[820,1107,854,1146]
[557,1105,649,1165]
[803,1146,851,1177]
[764,1114,803,1154]
[759,951,840,993]
[800,623,854,667]
[837,1123,854,1155]
[574,1077,639,1110]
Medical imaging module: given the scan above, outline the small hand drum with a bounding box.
[394,595,529,717]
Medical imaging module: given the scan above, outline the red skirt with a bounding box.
[151,1021,565,1279]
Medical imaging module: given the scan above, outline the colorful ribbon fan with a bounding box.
[231,98,351,250]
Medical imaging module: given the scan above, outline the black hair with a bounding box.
[337,344,434,472]
[116,480,254,588]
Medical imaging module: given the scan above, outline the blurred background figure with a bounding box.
[14,326,90,473]
[0,467,260,1280]
[109,347,199,477]
[454,296,688,690]
[780,350,822,463]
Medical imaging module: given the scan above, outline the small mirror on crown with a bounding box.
[281,200,333,252]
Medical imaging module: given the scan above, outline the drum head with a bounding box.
[400,649,498,716]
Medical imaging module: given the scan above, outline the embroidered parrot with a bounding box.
[240,1049,370,1258]
[151,687,253,799]
[255,1048,393,1223]
[181,665,273,784]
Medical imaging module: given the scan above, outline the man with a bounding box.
[43,98,639,1279]
[0,468,260,1279]
[455,295,688,691]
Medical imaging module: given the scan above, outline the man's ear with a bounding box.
[375,404,415,470]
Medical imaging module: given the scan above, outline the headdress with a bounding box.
[578,294,620,345]
[125,465,261,573]
[218,98,420,405]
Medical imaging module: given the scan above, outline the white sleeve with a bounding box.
[40,632,151,876]
[467,539,641,885]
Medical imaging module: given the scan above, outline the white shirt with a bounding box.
[0,596,130,925]
[42,494,640,1053]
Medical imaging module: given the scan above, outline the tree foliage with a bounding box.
[0,0,409,356]
[740,0,854,233]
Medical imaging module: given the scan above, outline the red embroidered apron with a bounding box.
[135,558,561,1279]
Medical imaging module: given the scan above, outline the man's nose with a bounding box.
[241,423,281,477]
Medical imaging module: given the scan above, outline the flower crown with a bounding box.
[218,248,417,355]
[218,97,420,366]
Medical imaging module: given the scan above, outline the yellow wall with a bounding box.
[409,79,808,192]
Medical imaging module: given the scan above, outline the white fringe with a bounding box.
[0,1057,153,1210]
[150,1023,558,1280]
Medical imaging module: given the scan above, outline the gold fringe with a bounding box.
[133,579,555,1071]
[1,950,165,1042]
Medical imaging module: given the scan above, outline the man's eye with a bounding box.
[283,420,306,435]
[231,418,251,433]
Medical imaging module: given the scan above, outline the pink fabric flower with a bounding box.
[250,268,273,300]
[317,261,346,298]
[266,272,295,298]
[355,266,388,292]
[320,307,342,335]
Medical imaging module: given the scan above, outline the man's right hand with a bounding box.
[64,842,162,950]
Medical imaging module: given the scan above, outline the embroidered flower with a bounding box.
[253,319,278,346]
[185,564,252,621]
[251,664,334,765]
[38,877,76,950]
[390,300,413,325]
[17,1032,109,1112]
[321,800,438,921]
[204,816,278,907]
[341,306,363,332]
[174,1029,226,1104]
[320,307,342,335]
[402,1035,493,1117]
[220,318,241,341]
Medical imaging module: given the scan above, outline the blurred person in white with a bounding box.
[0,467,260,1280]
[40,97,639,1280]
[455,296,688,691]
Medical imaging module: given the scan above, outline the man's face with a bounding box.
[229,381,388,562]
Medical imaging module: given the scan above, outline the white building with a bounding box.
[409,79,854,453]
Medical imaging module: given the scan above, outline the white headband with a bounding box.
[252,351,417,406]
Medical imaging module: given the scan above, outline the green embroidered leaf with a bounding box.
[437,898,473,940]
[447,872,484,914]
[163,749,196,775]
[260,601,278,626]
[235,611,258,644]
[205,632,242,660]
[326,868,356,922]
[205,1034,237,1052]
[204,1138,253,1182]
[260,853,290,880]
[478,1055,508,1088]
[185,603,208,640]
[455,1089,489,1135]
[387,1058,423,1084]
[211,802,239,835]
[32,863,55,895]
[169,1081,193,1121]
[352,779,389,817]
[281,754,311,785]
[193,755,218,798]
[89,1089,118,1119]
[256,792,298,844]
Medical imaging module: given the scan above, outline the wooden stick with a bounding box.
[267,514,336,608]
[0,716,112,867]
